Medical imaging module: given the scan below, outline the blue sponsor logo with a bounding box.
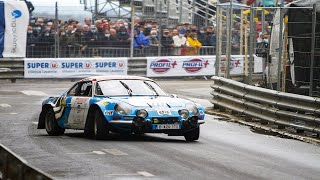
[27,63,50,68]
[95,62,117,68]
[61,62,84,68]
[12,10,22,19]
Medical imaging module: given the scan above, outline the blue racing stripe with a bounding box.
[0,1,5,58]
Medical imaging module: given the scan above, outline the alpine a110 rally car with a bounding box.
[38,76,205,141]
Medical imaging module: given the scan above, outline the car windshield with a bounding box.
[96,80,167,96]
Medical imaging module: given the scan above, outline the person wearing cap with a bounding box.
[187,32,202,55]
[172,29,189,56]
[161,29,174,56]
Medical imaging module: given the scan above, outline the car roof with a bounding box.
[80,75,154,82]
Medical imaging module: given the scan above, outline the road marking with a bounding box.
[21,90,48,96]
[32,122,38,125]
[137,171,154,177]
[66,152,93,155]
[0,104,11,108]
[103,149,128,156]
[92,151,106,155]
[9,113,18,115]
[107,173,139,176]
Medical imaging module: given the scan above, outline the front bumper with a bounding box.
[108,116,204,133]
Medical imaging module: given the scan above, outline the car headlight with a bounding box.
[186,103,199,115]
[114,103,132,115]
[179,109,189,119]
[136,109,148,118]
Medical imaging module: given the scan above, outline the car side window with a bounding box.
[80,82,92,97]
[67,83,79,96]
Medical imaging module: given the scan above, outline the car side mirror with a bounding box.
[171,94,178,98]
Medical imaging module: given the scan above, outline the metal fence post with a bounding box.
[309,4,317,96]
[248,4,254,84]
[226,2,233,79]
[205,0,209,27]
[191,0,195,24]
[179,0,182,24]
[158,0,162,56]
[277,5,284,91]
[130,3,135,58]
[54,2,59,58]
[215,6,220,76]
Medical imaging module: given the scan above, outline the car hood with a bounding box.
[111,96,192,108]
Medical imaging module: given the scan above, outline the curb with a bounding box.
[205,108,320,145]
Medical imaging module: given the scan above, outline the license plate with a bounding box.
[155,124,180,130]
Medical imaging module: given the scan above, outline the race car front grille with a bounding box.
[152,117,179,124]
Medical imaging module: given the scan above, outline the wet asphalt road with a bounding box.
[0,79,320,180]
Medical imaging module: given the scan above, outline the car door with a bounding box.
[65,81,92,129]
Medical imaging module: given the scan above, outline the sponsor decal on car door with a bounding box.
[68,97,90,129]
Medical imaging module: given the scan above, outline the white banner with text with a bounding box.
[146,56,244,77]
[24,58,128,78]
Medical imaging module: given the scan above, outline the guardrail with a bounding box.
[0,144,53,180]
[210,76,320,136]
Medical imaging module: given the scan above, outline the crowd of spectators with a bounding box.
[26,16,217,58]
[26,13,273,58]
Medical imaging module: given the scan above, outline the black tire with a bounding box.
[44,108,65,136]
[84,109,109,140]
[184,127,200,142]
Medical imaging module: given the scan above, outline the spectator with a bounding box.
[161,29,174,56]
[134,17,141,26]
[95,20,103,32]
[197,27,206,45]
[171,29,178,37]
[133,28,149,49]
[148,30,160,56]
[172,29,188,56]
[109,28,118,41]
[84,18,92,27]
[231,28,240,54]
[187,32,202,55]
[27,26,38,45]
[117,26,130,48]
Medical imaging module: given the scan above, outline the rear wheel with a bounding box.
[44,108,65,136]
[84,109,109,140]
[184,127,200,142]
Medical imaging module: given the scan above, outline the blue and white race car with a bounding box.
[38,76,205,141]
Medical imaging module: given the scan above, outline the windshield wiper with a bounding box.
[119,81,132,96]
[144,81,159,96]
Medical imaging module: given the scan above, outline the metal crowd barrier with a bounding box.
[211,76,320,135]
[0,144,53,180]
[25,45,216,58]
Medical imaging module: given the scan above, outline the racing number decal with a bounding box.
[68,97,90,128]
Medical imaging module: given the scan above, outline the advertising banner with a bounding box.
[0,1,29,58]
[146,56,244,77]
[147,56,215,77]
[24,58,128,78]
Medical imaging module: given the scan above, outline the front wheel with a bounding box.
[84,110,109,140]
[184,127,200,142]
[44,108,65,136]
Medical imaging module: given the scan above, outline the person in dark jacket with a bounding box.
[117,26,130,48]
[161,29,174,56]
[202,26,216,55]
